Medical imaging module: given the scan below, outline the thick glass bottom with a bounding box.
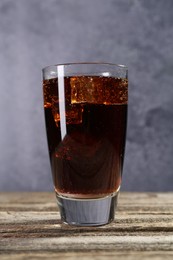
[56,191,119,226]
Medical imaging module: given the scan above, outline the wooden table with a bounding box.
[0,192,173,259]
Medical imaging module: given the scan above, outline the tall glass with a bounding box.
[42,63,128,226]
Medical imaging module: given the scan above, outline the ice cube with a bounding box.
[51,97,83,126]
[70,76,104,104]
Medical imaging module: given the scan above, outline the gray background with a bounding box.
[0,0,173,191]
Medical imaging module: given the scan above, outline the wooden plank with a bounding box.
[0,212,173,232]
[0,235,173,251]
[0,192,56,211]
[0,192,173,213]
[0,192,173,258]
[0,252,173,260]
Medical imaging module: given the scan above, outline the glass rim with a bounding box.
[42,62,128,72]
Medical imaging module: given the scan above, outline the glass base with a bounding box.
[56,192,119,226]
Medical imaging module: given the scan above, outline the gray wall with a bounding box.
[0,0,173,191]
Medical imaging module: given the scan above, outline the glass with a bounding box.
[42,62,128,226]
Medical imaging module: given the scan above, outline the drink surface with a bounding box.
[43,76,128,198]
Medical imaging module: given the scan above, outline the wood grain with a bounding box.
[0,192,173,259]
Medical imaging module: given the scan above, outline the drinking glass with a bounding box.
[42,62,128,226]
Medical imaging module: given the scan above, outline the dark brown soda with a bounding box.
[43,76,128,198]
